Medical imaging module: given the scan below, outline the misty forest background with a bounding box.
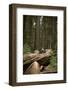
[23,15,57,74]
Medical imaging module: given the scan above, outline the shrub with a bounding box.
[45,50,57,73]
[23,43,32,54]
[49,50,57,72]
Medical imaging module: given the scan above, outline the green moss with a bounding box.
[49,50,57,72]
[23,43,32,54]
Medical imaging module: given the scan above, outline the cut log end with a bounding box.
[24,61,40,74]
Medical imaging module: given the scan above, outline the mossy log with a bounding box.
[23,49,52,65]
[23,49,53,74]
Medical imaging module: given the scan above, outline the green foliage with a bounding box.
[47,51,57,72]
[49,50,57,72]
[50,51,57,64]
[23,43,32,54]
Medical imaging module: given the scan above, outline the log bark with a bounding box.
[24,49,52,65]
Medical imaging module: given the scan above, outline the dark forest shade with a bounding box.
[23,15,57,53]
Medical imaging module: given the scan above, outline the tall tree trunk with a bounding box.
[35,17,40,50]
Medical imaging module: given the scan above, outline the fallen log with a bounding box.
[23,49,53,74]
[24,61,40,74]
[23,49,52,65]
